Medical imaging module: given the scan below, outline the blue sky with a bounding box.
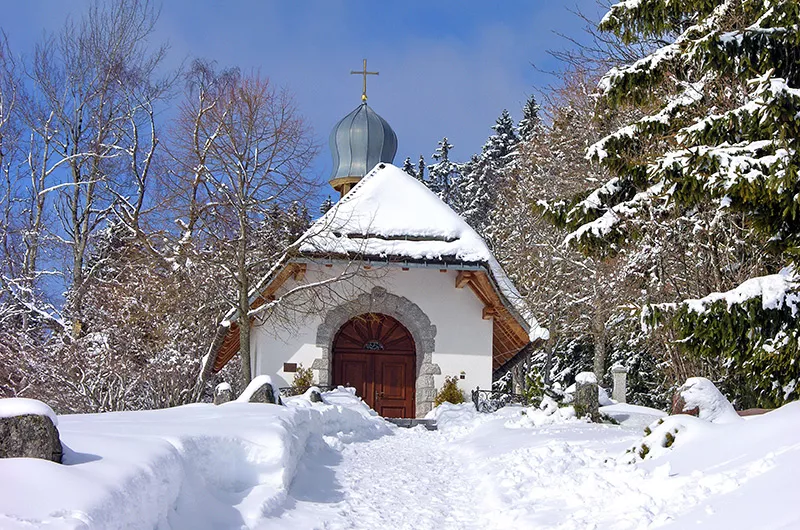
[2,1,604,196]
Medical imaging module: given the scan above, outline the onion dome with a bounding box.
[329,102,397,196]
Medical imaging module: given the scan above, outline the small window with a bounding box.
[363,340,384,351]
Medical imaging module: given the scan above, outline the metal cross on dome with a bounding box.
[351,59,378,102]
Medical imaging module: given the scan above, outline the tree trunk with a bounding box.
[592,310,607,382]
[237,217,252,387]
[238,311,251,387]
[543,312,557,387]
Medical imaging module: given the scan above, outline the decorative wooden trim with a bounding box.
[482,306,498,320]
[455,271,474,289]
[292,263,306,281]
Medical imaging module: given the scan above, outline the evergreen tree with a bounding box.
[518,95,543,143]
[455,110,520,241]
[427,138,459,205]
[319,196,334,215]
[401,157,416,178]
[564,0,800,407]
[417,155,426,183]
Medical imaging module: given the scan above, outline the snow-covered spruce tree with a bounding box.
[455,110,520,241]
[427,137,460,205]
[568,0,800,407]
[401,156,416,178]
[517,95,542,144]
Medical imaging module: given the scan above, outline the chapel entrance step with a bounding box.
[384,418,437,430]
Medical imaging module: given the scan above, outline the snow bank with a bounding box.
[425,402,482,432]
[0,387,388,530]
[283,386,391,443]
[441,396,798,529]
[0,398,58,425]
[677,377,742,424]
[617,401,800,527]
[504,399,578,429]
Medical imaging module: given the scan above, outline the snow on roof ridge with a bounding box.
[298,163,544,337]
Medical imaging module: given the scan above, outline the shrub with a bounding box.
[434,376,465,407]
[292,364,315,394]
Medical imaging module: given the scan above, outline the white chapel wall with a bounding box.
[251,262,493,397]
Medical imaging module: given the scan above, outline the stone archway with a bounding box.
[313,286,440,417]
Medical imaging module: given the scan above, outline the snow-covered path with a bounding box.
[258,427,494,529]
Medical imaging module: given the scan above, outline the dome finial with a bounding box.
[350,59,378,102]
[328,98,398,197]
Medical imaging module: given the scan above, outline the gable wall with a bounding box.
[251,262,493,404]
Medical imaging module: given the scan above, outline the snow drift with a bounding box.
[0,387,388,530]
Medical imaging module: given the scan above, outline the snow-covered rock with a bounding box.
[674,377,742,424]
[213,381,232,404]
[0,397,58,424]
[237,374,280,404]
[0,398,62,463]
[0,387,388,529]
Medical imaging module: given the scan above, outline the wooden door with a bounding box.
[332,314,416,418]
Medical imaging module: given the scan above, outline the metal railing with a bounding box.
[471,387,535,413]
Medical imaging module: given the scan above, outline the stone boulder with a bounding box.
[573,372,601,422]
[237,375,282,405]
[213,382,232,405]
[0,398,62,463]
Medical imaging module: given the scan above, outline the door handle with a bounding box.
[375,391,384,400]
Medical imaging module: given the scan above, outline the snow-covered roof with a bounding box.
[299,163,546,340]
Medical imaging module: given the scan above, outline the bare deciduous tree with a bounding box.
[23,0,169,326]
[171,62,318,385]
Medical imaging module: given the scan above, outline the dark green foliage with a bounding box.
[292,363,315,395]
[663,430,676,448]
[565,0,800,408]
[674,293,800,408]
[434,376,465,407]
[600,412,620,425]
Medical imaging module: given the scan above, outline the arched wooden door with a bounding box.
[332,313,416,418]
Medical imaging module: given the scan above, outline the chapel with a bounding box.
[202,63,545,418]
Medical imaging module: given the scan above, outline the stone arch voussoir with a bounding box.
[313,286,440,417]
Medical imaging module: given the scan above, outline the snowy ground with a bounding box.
[1,389,799,529]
